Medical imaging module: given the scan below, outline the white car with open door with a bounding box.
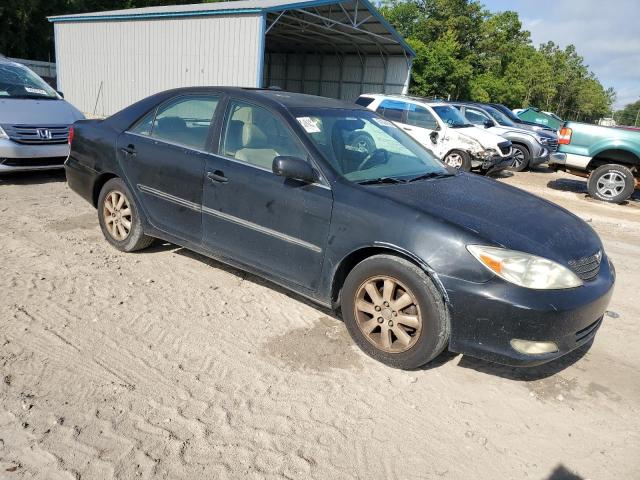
[355,94,513,173]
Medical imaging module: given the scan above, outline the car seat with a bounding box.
[235,124,279,170]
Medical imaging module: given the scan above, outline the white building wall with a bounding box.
[264,53,410,101]
[54,14,263,116]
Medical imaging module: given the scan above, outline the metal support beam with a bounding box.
[266,10,287,34]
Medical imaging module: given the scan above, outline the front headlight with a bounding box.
[0,126,9,140]
[467,245,583,289]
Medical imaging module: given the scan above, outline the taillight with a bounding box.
[558,127,572,145]
[68,125,74,145]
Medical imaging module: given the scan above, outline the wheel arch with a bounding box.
[330,243,449,308]
[588,148,640,172]
[92,172,119,207]
[510,141,531,154]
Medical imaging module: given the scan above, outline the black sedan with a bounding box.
[65,87,614,369]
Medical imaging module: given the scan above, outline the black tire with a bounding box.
[587,164,636,203]
[97,177,154,252]
[443,149,471,172]
[509,143,530,172]
[349,132,375,154]
[341,254,450,369]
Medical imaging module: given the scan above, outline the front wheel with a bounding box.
[587,164,636,203]
[341,255,450,369]
[509,144,530,172]
[98,178,154,252]
[443,150,471,172]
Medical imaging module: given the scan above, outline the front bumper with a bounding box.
[443,255,615,366]
[471,153,512,174]
[0,138,69,172]
[547,152,567,166]
[530,147,565,168]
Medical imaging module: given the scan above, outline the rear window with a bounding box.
[355,96,375,107]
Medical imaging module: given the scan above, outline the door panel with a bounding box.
[117,94,220,244]
[118,132,205,243]
[202,100,332,290]
[403,104,442,156]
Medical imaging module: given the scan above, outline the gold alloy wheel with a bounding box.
[354,275,422,353]
[103,190,132,241]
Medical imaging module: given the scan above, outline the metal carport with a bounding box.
[49,0,414,116]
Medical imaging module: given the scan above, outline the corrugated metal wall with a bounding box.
[54,15,263,116]
[263,53,409,100]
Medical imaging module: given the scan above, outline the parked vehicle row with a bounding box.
[64,87,614,370]
[0,55,84,172]
[356,94,513,173]
[356,93,565,174]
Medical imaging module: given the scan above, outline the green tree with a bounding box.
[380,0,614,123]
[615,99,640,127]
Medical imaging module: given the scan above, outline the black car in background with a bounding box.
[65,87,614,369]
[488,103,557,135]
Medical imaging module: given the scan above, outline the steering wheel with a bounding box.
[357,148,388,171]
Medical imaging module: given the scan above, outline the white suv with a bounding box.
[356,94,513,173]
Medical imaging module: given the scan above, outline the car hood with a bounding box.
[489,125,538,139]
[0,98,84,125]
[375,173,602,264]
[456,126,506,148]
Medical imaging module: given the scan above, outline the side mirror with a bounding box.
[56,91,64,98]
[483,119,493,129]
[273,156,316,183]
[429,131,439,144]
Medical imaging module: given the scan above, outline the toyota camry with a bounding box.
[65,87,614,369]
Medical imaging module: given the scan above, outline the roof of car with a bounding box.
[360,93,449,106]
[153,86,365,110]
[248,89,365,110]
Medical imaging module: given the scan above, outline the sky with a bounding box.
[481,0,640,110]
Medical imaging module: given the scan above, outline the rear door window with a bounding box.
[131,95,219,150]
[355,96,375,107]
[465,107,491,126]
[375,99,407,123]
[406,104,438,129]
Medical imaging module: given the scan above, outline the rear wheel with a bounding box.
[443,150,471,172]
[587,164,636,203]
[509,144,530,171]
[341,255,449,369]
[98,178,154,252]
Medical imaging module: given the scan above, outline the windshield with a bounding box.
[431,105,472,128]
[492,104,522,122]
[0,62,58,99]
[291,108,451,184]
[483,105,517,127]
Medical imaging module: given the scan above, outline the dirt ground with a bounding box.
[0,167,638,480]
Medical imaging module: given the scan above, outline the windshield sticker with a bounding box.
[372,117,394,128]
[297,117,321,133]
[24,87,48,95]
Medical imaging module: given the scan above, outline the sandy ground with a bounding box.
[0,167,639,480]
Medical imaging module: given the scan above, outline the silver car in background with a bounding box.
[0,56,84,172]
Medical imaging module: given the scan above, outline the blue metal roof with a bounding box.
[48,0,415,57]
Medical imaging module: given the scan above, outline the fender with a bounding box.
[332,242,451,305]
[589,139,640,163]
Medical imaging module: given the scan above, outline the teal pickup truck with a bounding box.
[549,121,640,203]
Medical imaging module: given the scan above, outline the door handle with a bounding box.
[120,144,136,156]
[207,170,228,183]
[402,127,413,131]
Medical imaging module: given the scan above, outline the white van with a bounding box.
[356,94,513,173]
